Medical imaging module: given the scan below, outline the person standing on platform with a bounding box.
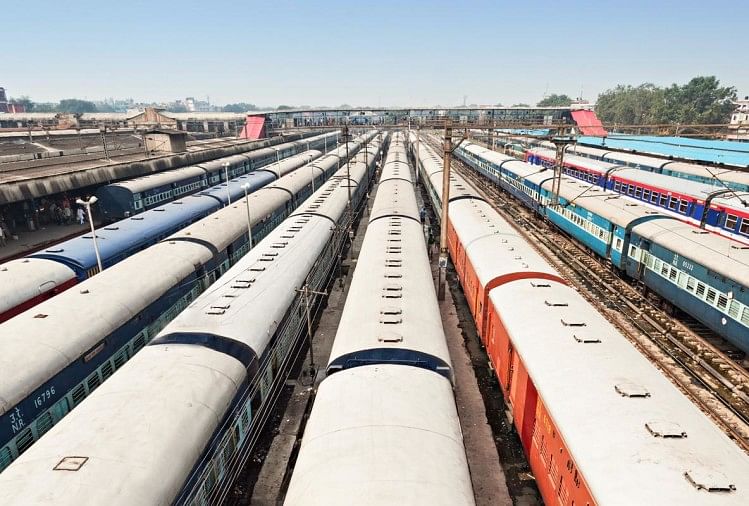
[77,207,85,225]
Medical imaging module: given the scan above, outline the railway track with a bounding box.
[426,137,749,453]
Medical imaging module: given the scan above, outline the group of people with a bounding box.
[43,197,86,226]
[0,195,89,249]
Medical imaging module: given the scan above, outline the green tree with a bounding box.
[222,103,258,112]
[595,76,736,125]
[537,94,573,107]
[660,76,736,124]
[512,103,530,107]
[276,105,294,110]
[33,102,57,112]
[57,99,98,113]
[596,83,664,125]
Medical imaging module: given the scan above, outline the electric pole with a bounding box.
[437,120,453,301]
[550,130,575,207]
[296,284,328,382]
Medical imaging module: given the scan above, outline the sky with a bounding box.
[3,0,748,107]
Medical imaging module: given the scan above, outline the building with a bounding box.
[728,96,749,141]
[0,87,7,113]
[143,129,188,153]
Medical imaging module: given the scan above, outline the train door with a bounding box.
[636,239,651,279]
[506,345,516,398]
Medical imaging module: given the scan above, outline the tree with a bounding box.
[57,99,97,113]
[537,94,573,107]
[595,76,736,125]
[596,84,664,125]
[166,103,188,113]
[512,103,530,107]
[33,102,57,112]
[660,76,736,124]
[276,105,294,110]
[222,103,258,112]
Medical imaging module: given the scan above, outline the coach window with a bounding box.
[668,198,678,211]
[651,191,659,203]
[660,194,668,207]
[628,185,635,196]
[740,219,749,236]
[726,214,739,230]
[614,181,622,191]
[635,187,643,199]
[643,189,651,201]
[679,200,688,214]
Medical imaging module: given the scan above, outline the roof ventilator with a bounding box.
[378,331,403,343]
[645,421,687,438]
[54,456,88,472]
[683,469,736,493]
[561,319,586,327]
[545,300,568,307]
[614,382,650,398]
[573,334,601,344]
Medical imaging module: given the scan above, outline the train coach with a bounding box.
[0,134,373,472]
[285,132,475,506]
[454,140,749,355]
[413,137,749,505]
[0,260,77,323]
[568,142,749,192]
[0,151,322,324]
[96,132,338,220]
[477,132,749,192]
[526,145,749,244]
[0,136,383,505]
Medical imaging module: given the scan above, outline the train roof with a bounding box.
[158,150,371,356]
[530,146,620,174]
[526,172,673,227]
[328,135,452,378]
[450,198,560,285]
[29,195,219,272]
[0,344,244,505]
[284,365,475,506]
[106,165,207,192]
[489,278,749,504]
[461,142,548,179]
[569,144,749,188]
[661,161,749,186]
[632,219,749,283]
[0,258,75,315]
[195,153,252,171]
[0,240,213,417]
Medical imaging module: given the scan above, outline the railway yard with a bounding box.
[0,123,749,505]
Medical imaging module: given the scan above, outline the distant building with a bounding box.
[728,96,749,141]
[144,128,187,153]
[0,87,8,113]
[6,103,25,113]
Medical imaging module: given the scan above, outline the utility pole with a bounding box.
[342,124,352,213]
[550,130,575,207]
[415,125,420,184]
[101,126,110,161]
[296,284,328,379]
[437,120,453,301]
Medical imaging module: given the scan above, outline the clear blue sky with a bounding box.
[4,0,747,107]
